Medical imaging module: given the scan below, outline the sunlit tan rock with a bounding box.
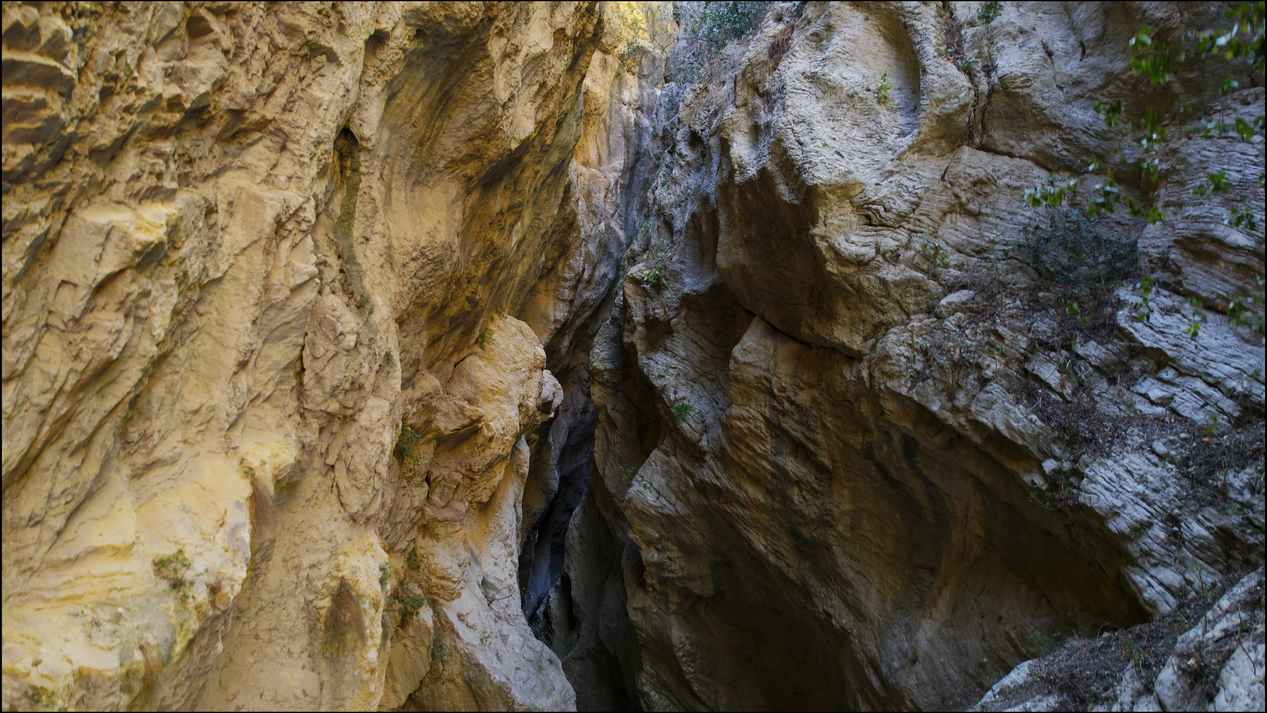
[3,1,1262,712]
[0,1,652,710]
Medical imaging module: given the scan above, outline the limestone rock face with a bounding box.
[3,1,1264,712]
[585,1,1265,710]
[515,3,676,712]
[973,567,1265,712]
[0,1,652,710]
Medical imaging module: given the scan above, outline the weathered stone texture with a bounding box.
[583,1,1264,710]
[3,2,1263,712]
[1,2,661,710]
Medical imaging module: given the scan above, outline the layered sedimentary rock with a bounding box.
[1,1,662,710]
[974,566,1265,711]
[578,1,1265,710]
[3,1,1264,712]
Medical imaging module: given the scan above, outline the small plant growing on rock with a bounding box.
[1185,297,1205,339]
[394,424,423,464]
[397,592,427,619]
[918,237,951,273]
[1193,169,1231,197]
[1063,298,1088,327]
[1022,177,1081,209]
[1233,115,1262,141]
[1226,290,1266,336]
[876,72,892,106]
[1201,411,1222,439]
[977,1,1003,24]
[618,43,640,67]
[153,548,192,590]
[1135,275,1156,322]
[672,402,694,420]
[1121,637,1146,672]
[1227,295,1249,326]
[639,264,665,289]
[1225,204,1260,235]
[1092,98,1124,128]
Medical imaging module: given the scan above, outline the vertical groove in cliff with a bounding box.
[2,2,1262,712]
[510,6,677,710]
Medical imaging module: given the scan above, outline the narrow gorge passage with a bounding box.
[2,2,1264,712]
[519,387,598,627]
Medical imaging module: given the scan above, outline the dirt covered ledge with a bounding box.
[973,566,1265,712]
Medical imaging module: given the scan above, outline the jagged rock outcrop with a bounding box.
[1,1,660,710]
[516,4,675,711]
[3,1,1264,712]
[582,1,1265,710]
[974,566,1264,712]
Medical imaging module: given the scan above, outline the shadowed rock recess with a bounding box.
[1,2,1263,711]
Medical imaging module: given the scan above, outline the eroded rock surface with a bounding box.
[1,1,661,710]
[580,1,1265,710]
[974,566,1265,712]
[3,1,1264,712]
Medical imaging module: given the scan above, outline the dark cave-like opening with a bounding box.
[519,393,597,630]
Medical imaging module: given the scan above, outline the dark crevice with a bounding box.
[519,400,596,624]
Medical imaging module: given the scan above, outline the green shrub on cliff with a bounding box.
[691,1,770,49]
[1021,1,1265,332]
[671,1,775,84]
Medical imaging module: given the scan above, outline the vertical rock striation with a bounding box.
[581,1,1264,710]
[3,1,1263,712]
[516,4,675,711]
[0,2,659,710]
